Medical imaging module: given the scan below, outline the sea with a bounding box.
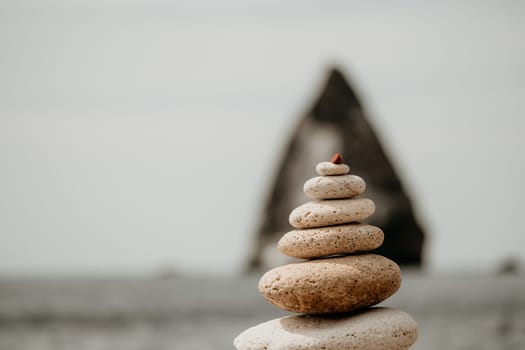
[0,273,524,350]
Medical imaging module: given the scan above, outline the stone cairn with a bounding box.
[234,153,418,350]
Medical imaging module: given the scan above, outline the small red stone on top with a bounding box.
[330,153,344,164]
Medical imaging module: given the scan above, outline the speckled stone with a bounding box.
[289,198,375,229]
[315,162,350,176]
[259,254,400,314]
[303,175,366,200]
[278,223,383,259]
[233,307,418,350]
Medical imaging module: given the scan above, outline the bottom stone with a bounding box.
[233,307,417,350]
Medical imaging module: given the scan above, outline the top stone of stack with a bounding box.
[315,153,350,176]
[316,161,350,176]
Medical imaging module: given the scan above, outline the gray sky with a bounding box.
[1,0,524,276]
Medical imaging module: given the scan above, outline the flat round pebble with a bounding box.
[278,223,383,259]
[303,175,366,199]
[259,254,400,314]
[234,307,418,350]
[289,198,375,229]
[315,162,350,176]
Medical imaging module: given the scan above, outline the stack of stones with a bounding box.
[234,154,418,350]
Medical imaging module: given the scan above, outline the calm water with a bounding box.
[0,273,524,350]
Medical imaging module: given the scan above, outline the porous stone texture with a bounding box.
[278,223,383,259]
[233,307,418,350]
[315,162,350,176]
[303,175,366,200]
[289,198,375,229]
[259,254,400,314]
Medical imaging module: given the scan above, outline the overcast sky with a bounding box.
[1,0,524,276]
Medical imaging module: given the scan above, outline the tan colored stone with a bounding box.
[259,254,400,314]
[289,198,375,229]
[303,175,366,199]
[233,307,418,350]
[278,223,383,259]
[315,161,349,176]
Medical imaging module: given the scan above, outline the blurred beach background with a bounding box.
[1,0,525,349]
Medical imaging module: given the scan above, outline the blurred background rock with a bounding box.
[1,0,524,349]
[249,69,425,272]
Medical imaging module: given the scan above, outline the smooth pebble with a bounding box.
[289,198,375,229]
[315,162,350,176]
[278,223,383,259]
[303,175,366,199]
[259,254,400,314]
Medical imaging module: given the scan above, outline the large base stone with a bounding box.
[234,307,418,350]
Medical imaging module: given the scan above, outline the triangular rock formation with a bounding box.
[249,68,424,271]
